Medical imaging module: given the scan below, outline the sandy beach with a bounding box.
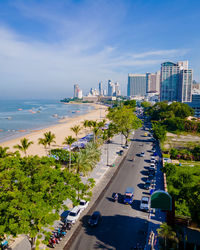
[0,104,107,157]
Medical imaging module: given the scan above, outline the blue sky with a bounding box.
[0,0,199,99]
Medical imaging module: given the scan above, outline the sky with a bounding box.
[0,0,200,99]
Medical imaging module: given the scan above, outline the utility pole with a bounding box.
[107,141,109,166]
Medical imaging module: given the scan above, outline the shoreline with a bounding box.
[0,104,107,157]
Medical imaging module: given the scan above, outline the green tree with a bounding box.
[63,136,77,169]
[14,138,33,156]
[169,102,194,118]
[0,155,77,249]
[82,120,90,133]
[169,148,179,159]
[0,146,10,158]
[38,138,48,155]
[152,122,167,142]
[38,131,56,151]
[123,99,136,109]
[141,101,151,108]
[107,106,142,145]
[71,125,82,141]
[72,142,100,175]
[157,223,178,249]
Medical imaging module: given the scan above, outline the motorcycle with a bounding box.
[52,232,62,242]
[48,237,56,248]
[57,227,66,237]
[65,222,72,230]
[0,240,8,250]
[112,193,118,202]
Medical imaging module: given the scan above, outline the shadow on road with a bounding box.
[137,183,144,190]
[131,199,141,211]
[141,177,147,182]
[106,197,115,203]
[77,214,150,250]
[140,170,148,176]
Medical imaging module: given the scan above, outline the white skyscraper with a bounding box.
[108,80,115,96]
[114,82,121,96]
[99,81,103,96]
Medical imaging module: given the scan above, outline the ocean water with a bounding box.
[0,100,94,142]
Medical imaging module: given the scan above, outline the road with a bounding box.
[65,127,157,250]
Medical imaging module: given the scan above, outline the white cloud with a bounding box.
[0,22,190,98]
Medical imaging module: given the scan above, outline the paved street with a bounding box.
[64,126,164,250]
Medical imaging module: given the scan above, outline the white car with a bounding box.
[79,200,89,211]
[140,152,145,157]
[140,196,150,211]
[151,156,157,162]
[66,206,81,224]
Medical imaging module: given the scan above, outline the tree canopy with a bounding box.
[0,154,94,248]
[107,106,142,145]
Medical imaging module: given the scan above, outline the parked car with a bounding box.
[144,180,151,190]
[148,174,155,181]
[140,152,145,157]
[66,206,81,224]
[123,187,134,204]
[88,211,102,226]
[79,200,89,211]
[151,159,156,164]
[140,196,150,211]
[123,144,129,149]
[119,150,124,156]
[149,167,155,175]
[60,210,70,223]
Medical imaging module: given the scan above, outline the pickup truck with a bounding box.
[123,187,134,204]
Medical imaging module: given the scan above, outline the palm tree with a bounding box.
[82,120,89,133]
[92,126,101,143]
[73,150,93,176]
[0,146,10,158]
[63,136,77,169]
[38,138,48,155]
[14,138,33,156]
[72,142,100,176]
[38,131,56,155]
[157,223,178,249]
[70,125,82,141]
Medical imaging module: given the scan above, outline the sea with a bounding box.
[0,99,94,143]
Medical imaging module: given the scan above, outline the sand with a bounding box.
[0,104,107,157]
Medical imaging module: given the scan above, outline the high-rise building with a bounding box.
[77,89,83,99]
[74,84,83,99]
[99,82,103,96]
[108,80,115,96]
[146,71,160,93]
[74,84,79,98]
[114,82,121,96]
[179,69,192,102]
[192,80,200,90]
[127,74,146,97]
[160,61,192,102]
[89,88,98,96]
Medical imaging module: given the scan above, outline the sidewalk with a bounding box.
[145,140,166,250]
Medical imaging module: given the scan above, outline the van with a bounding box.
[66,206,81,224]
